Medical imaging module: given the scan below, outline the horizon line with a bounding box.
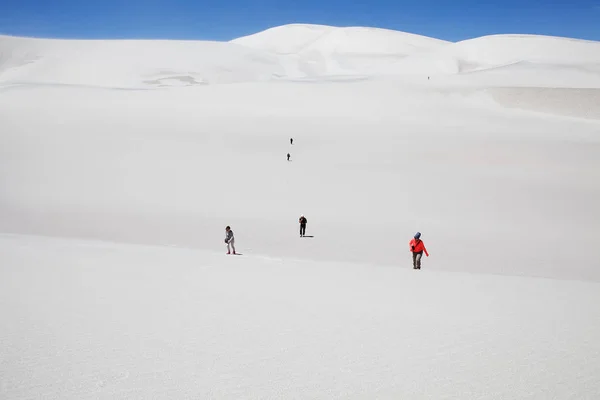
[2,23,599,44]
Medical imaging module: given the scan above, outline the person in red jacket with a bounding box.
[409,232,429,269]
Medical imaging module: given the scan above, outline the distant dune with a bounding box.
[393,34,600,83]
[1,24,600,118]
[232,24,450,55]
[0,35,285,88]
[2,24,600,90]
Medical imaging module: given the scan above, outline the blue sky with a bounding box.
[1,0,599,42]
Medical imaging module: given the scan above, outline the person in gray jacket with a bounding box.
[225,226,236,255]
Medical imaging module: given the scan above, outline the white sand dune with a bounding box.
[0,35,286,88]
[392,34,600,89]
[232,24,450,76]
[1,24,600,399]
[232,25,600,85]
[405,34,600,73]
[233,24,449,55]
[4,25,599,88]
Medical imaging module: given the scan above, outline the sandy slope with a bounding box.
[1,80,599,281]
[489,87,600,119]
[2,234,599,399]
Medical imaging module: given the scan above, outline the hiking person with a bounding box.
[290,138,293,145]
[287,153,291,161]
[299,214,307,237]
[225,226,236,255]
[409,232,429,269]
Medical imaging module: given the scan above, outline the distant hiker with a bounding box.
[409,232,429,269]
[287,153,291,161]
[225,226,236,255]
[299,214,307,237]
[290,138,293,145]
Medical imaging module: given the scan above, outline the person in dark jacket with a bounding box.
[299,214,307,237]
[409,232,429,269]
[287,153,291,161]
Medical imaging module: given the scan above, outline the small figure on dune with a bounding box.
[290,138,293,145]
[299,214,307,237]
[287,153,291,161]
[409,232,429,269]
[225,226,236,255]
